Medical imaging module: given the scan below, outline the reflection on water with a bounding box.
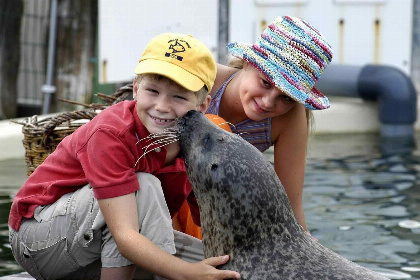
[1,133,420,278]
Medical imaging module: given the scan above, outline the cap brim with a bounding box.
[135,59,204,92]
[227,42,330,110]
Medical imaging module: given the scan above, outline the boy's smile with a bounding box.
[134,76,203,134]
[149,115,176,124]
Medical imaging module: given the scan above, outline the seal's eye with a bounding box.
[202,133,214,150]
[203,134,211,144]
[211,163,218,171]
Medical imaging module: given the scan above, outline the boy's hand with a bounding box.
[305,230,318,242]
[186,255,240,280]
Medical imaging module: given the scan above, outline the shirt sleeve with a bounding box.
[77,128,140,199]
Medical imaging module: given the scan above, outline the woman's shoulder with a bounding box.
[211,64,239,95]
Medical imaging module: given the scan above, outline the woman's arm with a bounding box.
[98,193,240,280]
[271,104,309,231]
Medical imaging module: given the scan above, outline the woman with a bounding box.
[207,15,333,231]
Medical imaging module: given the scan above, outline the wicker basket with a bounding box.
[16,84,133,176]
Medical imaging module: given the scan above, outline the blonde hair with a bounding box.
[228,57,245,69]
[135,74,208,105]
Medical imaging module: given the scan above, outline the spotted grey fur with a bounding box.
[176,110,389,280]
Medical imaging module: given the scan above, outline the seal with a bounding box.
[177,110,389,280]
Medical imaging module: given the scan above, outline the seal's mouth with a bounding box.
[177,110,234,153]
[176,110,202,133]
[176,110,197,130]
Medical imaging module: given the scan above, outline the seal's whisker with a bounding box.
[156,131,179,138]
[135,135,155,145]
[146,133,178,142]
[207,117,236,129]
[216,121,235,129]
[134,138,179,167]
[142,136,178,153]
[235,132,249,136]
[151,129,179,138]
[157,126,179,134]
[136,129,179,145]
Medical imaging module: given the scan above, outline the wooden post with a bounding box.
[0,0,23,119]
[53,0,98,112]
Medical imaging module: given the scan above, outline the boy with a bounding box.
[9,33,240,280]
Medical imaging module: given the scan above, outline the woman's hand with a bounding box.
[184,255,241,280]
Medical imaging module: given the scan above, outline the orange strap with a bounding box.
[176,200,202,240]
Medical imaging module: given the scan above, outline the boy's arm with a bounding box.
[98,193,240,280]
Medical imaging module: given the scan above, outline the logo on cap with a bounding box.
[165,39,190,61]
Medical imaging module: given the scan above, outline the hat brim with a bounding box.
[135,59,205,92]
[227,42,330,110]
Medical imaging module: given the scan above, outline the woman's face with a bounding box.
[238,63,297,121]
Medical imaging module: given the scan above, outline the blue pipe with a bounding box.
[316,64,417,138]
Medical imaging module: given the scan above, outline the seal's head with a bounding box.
[177,110,278,204]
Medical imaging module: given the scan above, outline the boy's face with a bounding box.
[134,76,209,134]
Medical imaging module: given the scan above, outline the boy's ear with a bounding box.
[197,94,211,113]
[133,78,138,99]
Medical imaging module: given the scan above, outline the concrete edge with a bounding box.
[0,114,57,161]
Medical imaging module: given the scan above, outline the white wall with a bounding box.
[100,0,413,79]
[99,0,218,84]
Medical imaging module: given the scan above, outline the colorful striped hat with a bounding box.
[227,16,333,110]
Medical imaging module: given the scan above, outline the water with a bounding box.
[304,133,420,279]
[1,133,420,279]
[0,158,27,276]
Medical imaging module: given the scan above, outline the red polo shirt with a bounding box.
[9,100,199,231]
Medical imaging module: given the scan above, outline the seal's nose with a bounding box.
[185,110,198,119]
[178,110,199,129]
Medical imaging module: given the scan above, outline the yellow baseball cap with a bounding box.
[135,33,217,92]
